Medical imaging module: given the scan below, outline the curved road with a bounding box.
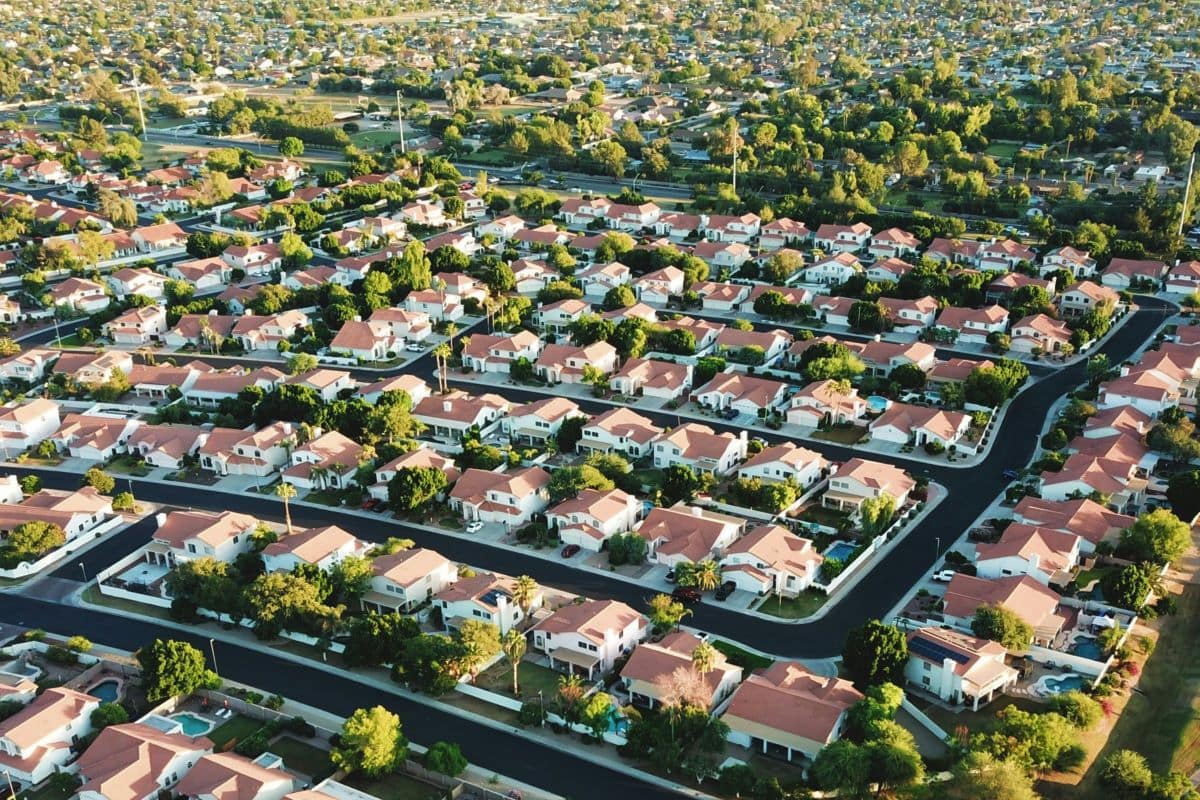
[3,297,1172,661]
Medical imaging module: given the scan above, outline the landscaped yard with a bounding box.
[207,715,262,749]
[304,489,345,507]
[812,425,868,444]
[350,129,403,150]
[711,639,774,671]
[345,773,447,800]
[270,736,335,781]
[474,659,562,701]
[798,504,851,529]
[18,777,78,800]
[630,467,664,490]
[106,455,151,477]
[1073,564,1118,592]
[755,590,829,620]
[985,139,1024,160]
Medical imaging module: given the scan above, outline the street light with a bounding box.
[537,689,544,726]
[78,562,87,583]
[934,537,941,559]
[208,638,220,676]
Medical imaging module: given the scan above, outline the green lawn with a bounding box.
[474,659,562,701]
[304,490,345,506]
[798,505,851,529]
[207,715,262,749]
[812,425,868,445]
[1074,565,1118,593]
[51,333,87,348]
[985,140,1023,160]
[711,639,774,671]
[350,130,404,150]
[457,148,524,167]
[106,455,151,477]
[344,772,447,800]
[630,468,664,490]
[756,589,829,620]
[270,736,334,781]
[18,777,79,800]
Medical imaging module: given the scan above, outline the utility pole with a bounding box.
[395,90,406,155]
[1179,152,1196,237]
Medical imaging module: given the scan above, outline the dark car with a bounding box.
[561,544,581,558]
[714,581,736,601]
[722,407,739,420]
[1002,469,1020,480]
[672,586,702,603]
[360,498,380,511]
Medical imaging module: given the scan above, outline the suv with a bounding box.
[672,587,702,603]
[714,581,736,601]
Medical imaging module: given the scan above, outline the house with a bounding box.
[1012,496,1134,553]
[286,369,355,403]
[50,277,110,313]
[0,686,100,784]
[197,422,293,476]
[504,397,583,444]
[510,259,558,294]
[974,523,1082,585]
[737,443,828,488]
[329,320,402,362]
[823,458,914,511]
[880,296,939,329]
[713,328,792,362]
[0,349,58,384]
[131,222,188,252]
[1166,261,1200,293]
[926,238,981,265]
[868,227,921,259]
[803,252,862,286]
[1082,405,1153,440]
[1100,257,1166,289]
[261,525,365,574]
[985,272,1056,305]
[653,212,702,240]
[558,197,612,226]
[107,267,167,300]
[359,374,430,407]
[604,202,661,231]
[149,509,260,566]
[1098,370,1182,417]
[934,305,1009,345]
[412,392,509,440]
[434,572,542,635]
[461,330,544,373]
[758,218,811,250]
[363,547,458,613]
[281,430,364,491]
[578,408,663,458]
[859,340,937,375]
[724,665,863,768]
[720,524,824,597]
[904,628,1018,711]
[1041,246,1097,279]
[977,239,1035,271]
[51,414,140,460]
[787,380,868,427]
[548,481,641,554]
[654,316,724,351]
[166,259,230,292]
[609,358,692,400]
[53,351,134,386]
[535,341,619,384]
[700,212,761,243]
[653,424,747,476]
[869,403,972,449]
[813,222,871,253]
[174,752,296,800]
[0,486,113,540]
[534,298,591,334]
[621,632,743,711]
[0,398,60,451]
[403,289,463,322]
[928,358,993,388]
[690,281,751,311]
[693,373,789,417]
[477,215,526,241]
[232,310,310,352]
[1039,453,1141,505]
[1010,314,1072,354]
[221,242,282,276]
[810,295,857,326]
[126,424,207,470]
[865,257,915,284]
[398,200,449,228]
[184,367,285,408]
[739,285,812,315]
[448,466,551,527]
[1059,281,1119,317]
[636,504,745,566]
[532,599,648,678]
[577,261,631,298]
[634,267,685,304]
[368,447,460,502]
[940,574,1066,647]
[102,305,168,345]
[76,723,211,800]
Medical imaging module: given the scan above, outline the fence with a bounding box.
[0,516,125,579]
[900,696,948,744]
[453,681,627,746]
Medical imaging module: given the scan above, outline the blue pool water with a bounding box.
[1069,636,1104,661]
[824,541,856,561]
[89,680,119,703]
[172,712,214,736]
[1043,674,1085,695]
[607,710,629,735]
[866,395,889,412]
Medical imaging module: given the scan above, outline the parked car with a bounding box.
[561,544,581,558]
[360,498,380,511]
[466,520,484,533]
[933,569,957,582]
[1002,469,1020,480]
[406,342,424,352]
[665,569,677,583]
[721,407,738,420]
[715,581,736,601]
[672,586,702,603]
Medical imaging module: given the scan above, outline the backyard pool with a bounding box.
[1069,635,1104,661]
[171,712,215,736]
[1037,673,1086,696]
[88,679,120,703]
[824,541,857,561]
[866,395,889,413]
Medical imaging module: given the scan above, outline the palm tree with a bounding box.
[433,343,451,394]
[557,673,586,722]
[692,560,721,592]
[511,575,539,622]
[502,629,527,696]
[275,482,297,534]
[690,641,717,676]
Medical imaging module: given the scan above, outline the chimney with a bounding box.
[443,400,452,413]
[1028,552,1041,573]
[691,506,702,517]
[155,512,167,527]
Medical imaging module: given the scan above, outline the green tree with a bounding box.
[579,691,616,739]
[1048,690,1102,729]
[511,575,539,618]
[602,284,636,311]
[279,231,312,268]
[332,706,408,777]
[972,706,1081,774]
[501,628,527,696]
[289,352,319,375]
[392,241,432,291]
[647,593,690,633]
[942,751,1038,800]
[547,465,614,502]
[555,416,587,453]
[1103,562,1161,610]
[387,466,449,514]
[329,555,374,604]
[275,482,297,534]
[965,359,1030,406]
[1167,469,1200,521]
[661,464,703,505]
[136,639,215,702]
[455,619,501,676]
[842,620,908,689]
[859,493,896,538]
[971,603,1034,650]
[1119,508,1192,565]
[343,613,420,668]
[424,741,468,776]
[83,468,116,494]
[6,520,65,560]
[279,136,304,157]
[1099,749,1154,799]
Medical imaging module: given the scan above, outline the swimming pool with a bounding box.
[88,679,120,703]
[171,712,215,736]
[1038,673,1085,696]
[824,541,857,561]
[866,395,889,413]
[1069,636,1104,661]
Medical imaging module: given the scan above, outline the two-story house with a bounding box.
[448,467,551,528]
[364,547,458,613]
[532,599,648,679]
[548,488,641,552]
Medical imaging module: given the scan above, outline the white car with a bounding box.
[406,343,423,352]
[466,520,484,533]
[933,569,957,582]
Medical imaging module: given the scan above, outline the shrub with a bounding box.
[287,716,316,737]
[518,701,547,727]
[924,440,946,455]
[45,645,78,665]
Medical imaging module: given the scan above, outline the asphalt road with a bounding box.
[0,594,679,800]
[4,297,1171,661]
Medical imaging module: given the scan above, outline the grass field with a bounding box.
[350,129,404,150]
[755,590,829,620]
[270,736,334,781]
[985,140,1024,160]
[345,772,447,800]
[711,639,775,671]
[474,660,562,701]
[207,715,262,749]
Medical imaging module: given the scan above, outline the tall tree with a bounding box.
[275,482,297,534]
[502,629,527,696]
[136,639,213,702]
[842,620,908,689]
[332,706,408,777]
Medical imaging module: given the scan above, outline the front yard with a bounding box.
[269,736,334,782]
[811,425,868,444]
[106,454,151,477]
[344,773,447,800]
[755,590,829,620]
[474,659,563,702]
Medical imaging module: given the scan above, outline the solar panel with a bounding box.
[911,634,971,665]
